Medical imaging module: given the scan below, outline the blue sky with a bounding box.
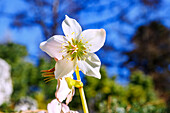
[0,0,170,85]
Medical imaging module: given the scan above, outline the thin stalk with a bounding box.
[75,66,89,113]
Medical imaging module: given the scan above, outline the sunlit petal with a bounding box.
[61,103,70,113]
[79,29,106,53]
[54,56,76,79]
[69,110,79,113]
[62,15,82,39]
[40,35,67,60]
[66,87,75,105]
[55,74,74,103]
[78,53,101,79]
[47,99,61,113]
[61,104,79,113]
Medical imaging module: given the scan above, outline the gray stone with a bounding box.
[14,96,38,111]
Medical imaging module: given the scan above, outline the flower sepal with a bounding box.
[65,77,83,89]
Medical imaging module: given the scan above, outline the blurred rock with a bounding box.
[14,96,38,111]
[0,58,13,106]
[116,107,125,113]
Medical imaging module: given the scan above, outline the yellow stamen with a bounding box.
[41,67,55,73]
[84,57,86,61]
[44,76,54,81]
[42,74,55,77]
[41,67,55,83]
[62,55,65,59]
[61,49,66,53]
[44,77,55,83]
[67,57,70,60]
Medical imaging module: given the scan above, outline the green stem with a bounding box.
[75,66,89,113]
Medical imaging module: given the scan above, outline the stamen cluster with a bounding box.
[65,38,87,60]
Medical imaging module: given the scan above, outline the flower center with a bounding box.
[65,38,87,60]
[70,45,78,54]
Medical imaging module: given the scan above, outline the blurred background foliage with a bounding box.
[0,0,170,112]
[0,43,167,112]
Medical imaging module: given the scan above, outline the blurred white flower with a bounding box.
[0,58,13,106]
[47,99,79,113]
[40,15,106,79]
[116,107,125,113]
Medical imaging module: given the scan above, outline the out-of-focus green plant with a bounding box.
[83,67,167,112]
[99,97,166,113]
[0,43,57,111]
[0,43,167,112]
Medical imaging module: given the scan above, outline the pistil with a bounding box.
[70,45,78,54]
[65,38,87,60]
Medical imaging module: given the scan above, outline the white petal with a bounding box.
[40,35,67,60]
[54,56,76,79]
[66,87,75,105]
[62,15,82,39]
[47,99,61,113]
[70,110,79,113]
[55,74,73,103]
[61,104,79,113]
[61,104,70,112]
[78,53,101,79]
[79,29,106,53]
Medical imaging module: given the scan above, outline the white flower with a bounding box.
[40,15,106,79]
[42,70,81,113]
[41,68,82,104]
[47,99,79,113]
